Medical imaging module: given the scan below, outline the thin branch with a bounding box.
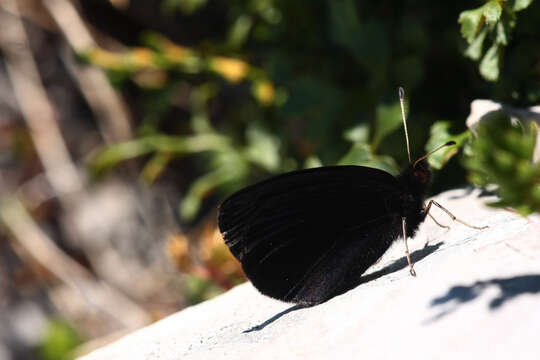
[42,0,133,143]
[0,197,151,330]
[0,0,83,196]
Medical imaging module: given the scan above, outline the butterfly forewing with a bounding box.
[218,166,404,304]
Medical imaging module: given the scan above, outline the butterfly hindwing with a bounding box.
[218,166,404,304]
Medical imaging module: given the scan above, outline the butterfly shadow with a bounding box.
[446,186,496,200]
[335,241,444,297]
[425,274,540,323]
[243,303,308,333]
[243,242,444,333]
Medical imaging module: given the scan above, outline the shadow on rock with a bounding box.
[426,274,540,323]
[335,241,444,297]
[243,304,306,333]
[243,242,444,333]
[447,186,496,200]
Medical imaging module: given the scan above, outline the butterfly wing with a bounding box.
[218,166,404,304]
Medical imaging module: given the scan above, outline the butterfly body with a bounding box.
[217,159,432,305]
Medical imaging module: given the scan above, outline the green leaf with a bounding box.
[459,7,485,43]
[372,101,403,150]
[483,1,503,24]
[459,0,528,82]
[513,0,535,11]
[244,123,281,172]
[338,143,399,175]
[338,142,371,164]
[343,123,370,143]
[304,156,323,169]
[495,20,509,46]
[180,167,237,221]
[479,42,501,81]
[425,121,471,169]
[90,134,230,176]
[180,148,250,221]
[39,318,82,360]
[227,15,253,49]
[140,152,173,184]
[464,27,488,60]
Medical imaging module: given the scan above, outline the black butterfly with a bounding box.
[217,88,485,305]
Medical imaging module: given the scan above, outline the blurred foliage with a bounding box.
[463,113,540,215]
[426,121,471,170]
[38,318,82,360]
[87,0,540,221]
[459,0,536,82]
[162,0,209,15]
[183,275,226,304]
[167,221,245,302]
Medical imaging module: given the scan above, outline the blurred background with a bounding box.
[0,0,538,359]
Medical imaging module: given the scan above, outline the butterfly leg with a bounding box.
[425,200,488,230]
[427,212,450,229]
[402,217,417,277]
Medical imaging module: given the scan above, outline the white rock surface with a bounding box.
[79,189,540,360]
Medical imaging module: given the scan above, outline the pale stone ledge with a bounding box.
[79,188,540,360]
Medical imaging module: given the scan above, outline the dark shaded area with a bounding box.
[427,274,540,322]
[335,241,444,297]
[446,186,498,200]
[243,242,443,332]
[79,0,229,46]
[243,304,307,333]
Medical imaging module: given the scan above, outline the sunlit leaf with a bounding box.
[227,15,253,49]
[479,42,501,81]
[458,7,485,43]
[483,1,503,24]
[209,57,250,83]
[458,0,529,82]
[338,143,399,175]
[464,27,488,60]
[513,0,534,11]
[90,134,230,176]
[372,101,403,150]
[338,142,371,165]
[245,123,281,172]
[426,121,471,169]
[343,123,370,143]
[39,319,81,360]
[140,152,173,183]
[304,156,323,168]
[252,80,275,106]
[180,168,236,221]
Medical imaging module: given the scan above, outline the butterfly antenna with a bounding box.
[413,141,456,168]
[398,87,411,163]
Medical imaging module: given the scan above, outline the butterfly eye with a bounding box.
[414,170,429,184]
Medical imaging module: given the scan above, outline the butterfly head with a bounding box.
[399,141,455,193]
[398,159,432,195]
[411,159,432,185]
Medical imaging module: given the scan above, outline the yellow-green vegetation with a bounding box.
[464,113,539,215]
[87,0,540,221]
[38,319,82,360]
